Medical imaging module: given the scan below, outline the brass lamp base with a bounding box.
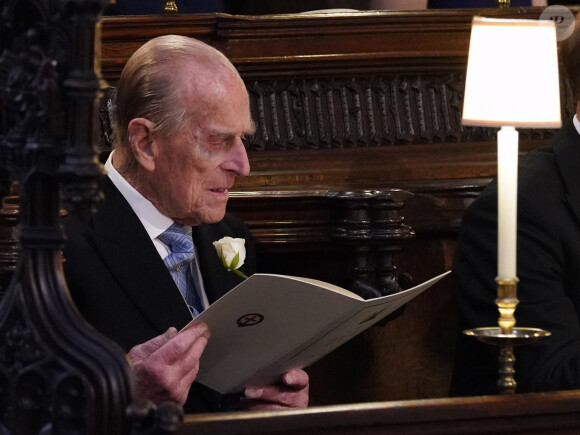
[464,326,551,394]
[162,0,178,14]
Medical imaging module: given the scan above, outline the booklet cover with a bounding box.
[182,271,451,394]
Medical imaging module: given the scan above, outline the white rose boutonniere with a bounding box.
[213,237,248,279]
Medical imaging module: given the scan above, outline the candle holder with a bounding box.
[464,279,550,395]
[461,16,560,395]
[162,0,178,14]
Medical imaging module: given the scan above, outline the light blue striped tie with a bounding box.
[158,222,203,315]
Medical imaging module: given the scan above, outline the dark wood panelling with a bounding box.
[180,389,580,434]
[101,9,574,207]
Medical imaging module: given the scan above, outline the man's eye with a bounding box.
[241,133,254,147]
[205,138,225,148]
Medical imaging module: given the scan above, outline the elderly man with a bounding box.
[63,35,309,413]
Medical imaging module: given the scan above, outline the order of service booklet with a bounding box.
[181,271,451,394]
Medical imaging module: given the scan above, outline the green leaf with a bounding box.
[230,252,240,269]
[220,255,229,269]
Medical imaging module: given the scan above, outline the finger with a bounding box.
[174,325,212,384]
[127,327,178,364]
[165,327,179,340]
[244,383,309,409]
[155,323,210,374]
[243,389,309,410]
[282,369,309,390]
[131,323,209,382]
[243,369,309,401]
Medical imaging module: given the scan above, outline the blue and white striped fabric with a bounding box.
[158,222,204,315]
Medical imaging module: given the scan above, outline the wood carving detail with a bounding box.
[328,189,415,298]
[0,302,88,433]
[243,73,567,152]
[98,73,569,155]
[0,0,182,433]
[245,74,484,151]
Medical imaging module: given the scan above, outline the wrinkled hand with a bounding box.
[127,323,210,406]
[243,369,309,411]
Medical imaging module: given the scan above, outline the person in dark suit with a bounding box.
[63,35,309,413]
[450,26,580,396]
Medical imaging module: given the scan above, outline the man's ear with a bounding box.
[127,118,158,171]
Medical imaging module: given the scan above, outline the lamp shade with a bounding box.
[462,16,562,128]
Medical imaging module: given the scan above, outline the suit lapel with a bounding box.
[555,121,580,225]
[88,178,193,333]
[192,224,246,304]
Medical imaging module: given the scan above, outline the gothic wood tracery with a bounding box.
[0,0,182,432]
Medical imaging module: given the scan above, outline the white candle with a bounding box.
[497,126,518,280]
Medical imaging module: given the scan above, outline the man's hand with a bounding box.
[127,323,210,405]
[243,369,309,411]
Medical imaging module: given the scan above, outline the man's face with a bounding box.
[150,69,253,226]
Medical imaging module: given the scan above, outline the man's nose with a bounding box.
[225,138,250,177]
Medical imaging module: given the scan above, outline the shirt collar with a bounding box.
[573,114,580,136]
[104,151,173,240]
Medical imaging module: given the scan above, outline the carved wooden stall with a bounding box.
[98,7,576,407]
[0,0,183,433]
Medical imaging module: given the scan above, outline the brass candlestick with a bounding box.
[464,278,550,395]
[162,0,178,14]
[496,0,510,7]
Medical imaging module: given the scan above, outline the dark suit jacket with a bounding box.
[451,120,580,396]
[62,177,256,412]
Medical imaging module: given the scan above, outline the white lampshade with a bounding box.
[462,16,562,129]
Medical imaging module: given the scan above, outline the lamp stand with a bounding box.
[464,279,550,394]
[162,0,178,14]
[460,14,560,396]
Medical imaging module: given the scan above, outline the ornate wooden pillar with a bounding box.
[328,189,415,299]
[0,0,181,433]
